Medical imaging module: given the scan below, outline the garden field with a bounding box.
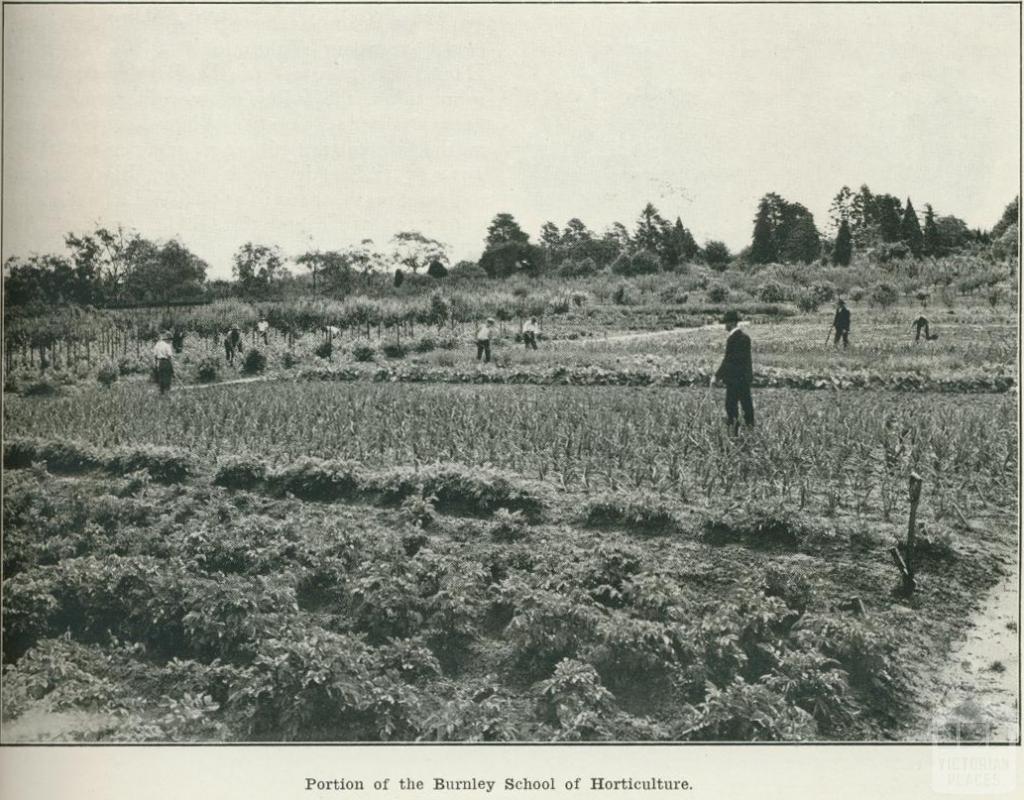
[1,314,1018,741]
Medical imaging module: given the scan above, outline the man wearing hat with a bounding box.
[832,299,851,348]
[224,325,243,365]
[153,331,175,395]
[712,310,754,433]
[476,317,494,363]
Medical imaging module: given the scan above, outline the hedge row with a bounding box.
[214,455,549,521]
[296,364,1014,394]
[4,437,195,483]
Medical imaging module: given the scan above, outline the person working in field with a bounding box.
[224,325,243,364]
[522,317,540,350]
[832,299,851,349]
[712,310,754,433]
[476,317,494,363]
[913,315,938,342]
[153,330,175,395]
[256,318,270,345]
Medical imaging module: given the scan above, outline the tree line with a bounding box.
[4,193,1017,312]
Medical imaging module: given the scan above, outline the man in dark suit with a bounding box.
[832,299,851,348]
[712,310,754,433]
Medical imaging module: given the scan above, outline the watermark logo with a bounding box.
[931,701,1018,795]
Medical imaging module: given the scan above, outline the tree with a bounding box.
[900,198,923,257]
[849,185,877,248]
[125,239,207,304]
[875,194,903,242]
[663,217,699,268]
[562,218,592,247]
[479,241,542,278]
[346,240,388,278]
[833,219,853,266]
[992,196,1019,239]
[828,186,856,235]
[633,203,670,256]
[295,250,352,294]
[936,215,970,250]
[781,211,821,264]
[922,204,942,257]
[481,214,539,278]
[390,231,448,275]
[750,196,778,264]
[426,260,448,279]
[3,254,80,308]
[704,240,732,270]
[64,225,150,304]
[485,213,529,248]
[232,243,288,292]
[602,222,631,249]
[539,222,562,249]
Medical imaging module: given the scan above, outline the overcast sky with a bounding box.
[3,3,1019,279]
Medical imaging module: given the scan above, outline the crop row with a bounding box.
[294,363,1016,394]
[3,469,917,741]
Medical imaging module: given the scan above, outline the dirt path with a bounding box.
[556,321,723,346]
[911,568,1020,742]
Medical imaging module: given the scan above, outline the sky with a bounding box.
[3,3,1020,280]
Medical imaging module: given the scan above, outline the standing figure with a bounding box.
[224,325,243,364]
[522,317,540,350]
[153,330,175,395]
[913,316,937,342]
[476,317,494,363]
[256,318,270,346]
[832,299,851,349]
[712,310,754,434]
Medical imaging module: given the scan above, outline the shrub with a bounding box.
[365,464,547,521]
[611,285,632,305]
[382,342,408,359]
[282,350,299,369]
[352,343,375,362]
[869,282,899,308]
[795,291,820,313]
[399,491,437,529]
[757,281,788,303]
[21,377,59,397]
[490,509,529,542]
[267,457,361,502]
[106,445,194,483]
[97,361,119,389]
[707,284,730,303]
[810,282,836,304]
[558,258,598,278]
[213,455,268,491]
[762,564,814,614]
[414,337,436,353]
[427,260,448,279]
[314,339,333,360]
[848,286,866,302]
[3,438,103,474]
[687,677,816,741]
[196,356,220,384]
[582,491,682,535]
[241,348,267,375]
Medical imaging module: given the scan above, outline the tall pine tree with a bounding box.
[750,197,778,264]
[833,219,853,266]
[922,204,941,257]
[900,198,923,257]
